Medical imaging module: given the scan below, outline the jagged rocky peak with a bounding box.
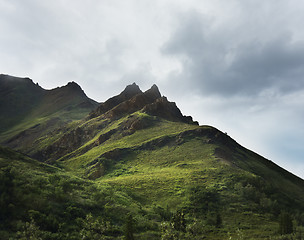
[62,81,84,92]
[103,84,162,120]
[89,82,198,124]
[143,84,161,100]
[47,81,88,100]
[88,83,142,119]
[66,81,80,88]
[121,82,142,98]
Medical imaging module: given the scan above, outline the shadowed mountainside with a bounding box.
[0,74,98,148]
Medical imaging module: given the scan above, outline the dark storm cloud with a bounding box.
[229,36,304,94]
[162,11,304,96]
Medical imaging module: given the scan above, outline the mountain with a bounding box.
[0,74,98,150]
[1,77,304,239]
[0,74,44,133]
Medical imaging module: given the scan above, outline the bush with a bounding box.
[189,186,220,214]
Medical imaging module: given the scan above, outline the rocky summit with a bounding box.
[1,75,304,239]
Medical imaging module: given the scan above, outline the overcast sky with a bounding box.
[1,0,304,178]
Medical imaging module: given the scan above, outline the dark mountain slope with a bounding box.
[0,74,99,149]
[0,74,45,133]
[35,81,98,117]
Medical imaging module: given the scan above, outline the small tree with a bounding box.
[216,213,222,228]
[279,211,293,235]
[80,213,110,240]
[17,219,42,240]
[172,210,186,233]
[0,168,14,222]
[124,213,135,240]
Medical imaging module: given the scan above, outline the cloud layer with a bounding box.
[162,5,304,97]
[1,0,304,177]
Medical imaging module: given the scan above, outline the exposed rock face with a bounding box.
[89,83,197,125]
[87,162,105,180]
[122,82,143,98]
[143,84,162,101]
[32,122,102,161]
[104,84,162,120]
[96,129,117,145]
[119,115,156,136]
[143,97,198,124]
[89,83,142,119]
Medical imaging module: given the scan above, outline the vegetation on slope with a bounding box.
[1,80,304,239]
[22,110,304,239]
[0,146,156,239]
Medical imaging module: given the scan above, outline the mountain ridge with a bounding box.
[14,82,198,162]
[88,82,142,119]
[1,74,304,239]
[0,74,99,145]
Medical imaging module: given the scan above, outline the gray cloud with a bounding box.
[162,9,304,97]
[229,36,304,94]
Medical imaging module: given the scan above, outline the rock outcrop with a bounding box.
[89,83,198,124]
[103,84,161,120]
[142,96,198,124]
[88,83,142,119]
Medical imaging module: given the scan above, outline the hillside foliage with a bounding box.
[1,78,304,239]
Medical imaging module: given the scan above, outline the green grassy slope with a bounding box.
[0,146,163,240]
[29,109,304,239]
[77,121,304,238]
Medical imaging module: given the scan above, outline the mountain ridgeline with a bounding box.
[1,74,304,239]
[0,74,98,149]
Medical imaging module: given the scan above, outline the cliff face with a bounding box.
[142,96,198,124]
[88,82,142,119]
